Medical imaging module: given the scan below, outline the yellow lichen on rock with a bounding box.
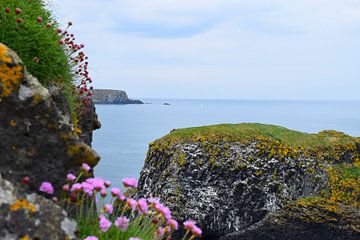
[0,44,23,98]
[10,199,37,213]
[67,142,100,167]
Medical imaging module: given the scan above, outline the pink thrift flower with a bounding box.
[169,219,179,230]
[110,187,121,197]
[155,227,165,238]
[70,183,82,192]
[192,225,202,237]
[104,204,113,214]
[183,220,196,231]
[164,226,171,233]
[81,163,91,172]
[147,197,160,205]
[115,216,129,231]
[104,180,111,187]
[81,182,94,196]
[98,215,112,232]
[84,237,98,240]
[126,198,137,211]
[101,189,107,197]
[92,177,105,191]
[122,178,138,188]
[137,198,148,214]
[66,173,76,182]
[15,8,22,14]
[37,16,43,23]
[62,184,70,192]
[155,203,172,220]
[39,182,54,195]
[129,238,141,240]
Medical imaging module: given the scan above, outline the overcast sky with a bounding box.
[50,0,360,100]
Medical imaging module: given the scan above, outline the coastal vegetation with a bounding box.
[0,1,202,239]
[0,0,94,122]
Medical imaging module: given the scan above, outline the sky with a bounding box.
[50,0,360,100]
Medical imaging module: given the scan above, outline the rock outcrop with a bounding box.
[0,175,78,240]
[0,43,100,195]
[137,123,360,239]
[92,89,143,104]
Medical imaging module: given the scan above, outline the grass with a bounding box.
[157,123,360,149]
[0,0,76,120]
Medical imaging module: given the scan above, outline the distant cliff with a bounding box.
[92,89,143,104]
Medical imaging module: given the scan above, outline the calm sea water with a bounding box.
[93,99,360,186]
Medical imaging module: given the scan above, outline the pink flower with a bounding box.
[39,182,54,195]
[115,216,129,231]
[126,198,137,211]
[129,238,141,240]
[155,227,164,238]
[59,39,65,45]
[122,178,138,188]
[192,226,202,237]
[169,219,178,230]
[104,204,113,214]
[81,163,91,172]
[110,187,121,197]
[46,22,52,28]
[15,8,22,14]
[21,176,30,185]
[184,220,196,231]
[137,198,148,214]
[91,177,105,191]
[104,180,111,187]
[37,16,43,23]
[147,197,160,205]
[70,183,82,192]
[56,28,62,34]
[5,7,10,14]
[81,182,94,196]
[84,237,98,240]
[66,173,76,182]
[155,203,172,220]
[100,189,107,197]
[62,184,70,192]
[98,215,112,232]
[183,220,202,237]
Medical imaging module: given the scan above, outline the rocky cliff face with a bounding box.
[92,89,143,104]
[0,43,100,238]
[137,123,360,239]
[0,43,100,193]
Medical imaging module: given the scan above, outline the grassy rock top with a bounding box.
[155,123,360,149]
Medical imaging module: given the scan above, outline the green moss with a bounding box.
[156,123,359,149]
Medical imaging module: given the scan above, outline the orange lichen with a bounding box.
[29,94,44,107]
[10,199,37,213]
[20,235,30,240]
[10,119,17,127]
[0,44,23,98]
[74,127,82,135]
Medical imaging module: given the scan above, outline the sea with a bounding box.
[92,99,360,187]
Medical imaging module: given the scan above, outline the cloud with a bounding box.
[49,0,360,100]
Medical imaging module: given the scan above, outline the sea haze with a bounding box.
[92,99,360,187]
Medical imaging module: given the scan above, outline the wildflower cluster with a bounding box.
[37,163,202,240]
[0,1,94,119]
[57,23,94,110]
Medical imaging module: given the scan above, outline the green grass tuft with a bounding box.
[0,0,76,121]
[158,123,360,149]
